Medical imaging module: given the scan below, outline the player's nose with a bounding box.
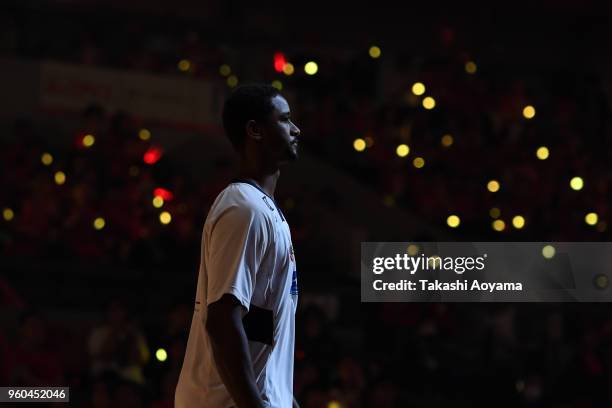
[290,122,300,137]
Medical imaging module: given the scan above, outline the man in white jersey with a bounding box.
[175,84,301,408]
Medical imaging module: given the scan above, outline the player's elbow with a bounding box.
[205,311,224,340]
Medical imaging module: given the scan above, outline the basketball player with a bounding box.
[175,84,301,408]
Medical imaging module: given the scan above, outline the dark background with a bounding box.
[1,1,612,407]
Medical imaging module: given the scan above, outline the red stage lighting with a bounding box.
[144,147,163,164]
[154,187,174,201]
[274,52,286,72]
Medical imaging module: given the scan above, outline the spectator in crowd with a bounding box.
[88,299,150,385]
[7,310,65,386]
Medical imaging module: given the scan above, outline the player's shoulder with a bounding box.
[209,182,273,221]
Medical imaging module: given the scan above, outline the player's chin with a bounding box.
[286,145,299,161]
[278,151,298,166]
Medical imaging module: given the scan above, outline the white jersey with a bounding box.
[176,180,298,408]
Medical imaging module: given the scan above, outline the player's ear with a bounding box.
[245,120,263,142]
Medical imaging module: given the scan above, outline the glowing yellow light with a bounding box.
[271,80,283,90]
[413,157,425,168]
[364,136,374,147]
[93,217,105,230]
[353,138,366,152]
[41,152,53,166]
[383,195,395,207]
[447,215,460,228]
[54,171,66,185]
[536,146,549,160]
[428,255,442,268]
[422,96,436,110]
[3,208,14,221]
[304,61,318,75]
[227,75,239,88]
[407,244,419,256]
[411,82,426,96]
[160,211,172,225]
[595,274,609,289]
[178,59,191,72]
[465,61,477,74]
[490,207,501,218]
[219,64,231,76]
[153,196,164,208]
[283,63,295,75]
[441,134,453,147]
[156,348,168,362]
[369,45,381,59]
[512,215,525,229]
[542,245,555,259]
[139,129,151,141]
[492,219,506,232]
[487,180,500,193]
[396,144,410,157]
[570,177,584,191]
[585,212,598,226]
[327,401,341,408]
[82,134,95,147]
[523,105,536,119]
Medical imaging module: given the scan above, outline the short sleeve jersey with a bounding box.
[175,181,298,408]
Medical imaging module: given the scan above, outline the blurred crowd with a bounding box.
[2,2,612,407]
[295,54,612,241]
[3,279,612,407]
[0,107,344,276]
[2,1,612,240]
[1,110,201,268]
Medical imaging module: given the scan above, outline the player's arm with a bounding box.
[206,293,266,408]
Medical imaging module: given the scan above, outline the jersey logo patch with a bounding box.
[290,269,299,296]
[261,196,275,211]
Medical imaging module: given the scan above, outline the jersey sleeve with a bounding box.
[205,204,270,311]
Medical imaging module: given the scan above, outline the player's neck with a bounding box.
[237,162,280,198]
